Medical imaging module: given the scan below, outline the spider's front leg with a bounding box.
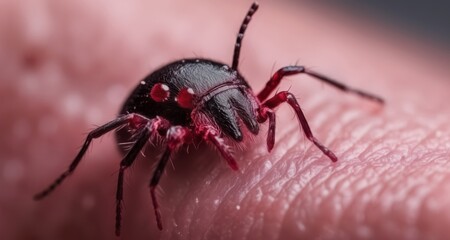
[115,122,152,236]
[258,91,338,162]
[148,126,192,231]
[196,125,239,171]
[114,116,192,235]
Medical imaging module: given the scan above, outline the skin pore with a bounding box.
[1,0,450,239]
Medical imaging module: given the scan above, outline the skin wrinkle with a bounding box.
[271,166,304,238]
[242,154,300,238]
[355,166,402,235]
[278,159,352,239]
[174,155,227,239]
[357,121,408,163]
[425,134,450,156]
[402,171,434,225]
[322,112,358,154]
[310,167,347,228]
[170,179,194,237]
[302,165,370,236]
[378,160,438,237]
[324,170,368,238]
[359,186,387,238]
[341,167,382,217]
[327,109,362,144]
[202,167,247,239]
[229,157,277,238]
[282,177,320,237]
[237,123,332,239]
[403,133,432,163]
[338,117,383,159]
[165,170,190,238]
[197,166,251,239]
[269,158,313,235]
[352,187,386,238]
[261,154,306,239]
[410,139,435,165]
[387,170,436,238]
[278,153,338,238]
[186,191,205,239]
[323,163,360,212]
[185,193,207,239]
[278,100,450,239]
[412,124,448,156]
[420,174,450,238]
[173,154,234,230]
[237,160,284,239]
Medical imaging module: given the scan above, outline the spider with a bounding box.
[34,2,383,236]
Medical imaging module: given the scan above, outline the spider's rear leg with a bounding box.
[257,65,384,103]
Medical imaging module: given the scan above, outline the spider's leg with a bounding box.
[257,65,384,103]
[256,107,276,151]
[149,126,192,230]
[197,126,238,170]
[34,113,148,200]
[115,124,152,236]
[262,91,338,162]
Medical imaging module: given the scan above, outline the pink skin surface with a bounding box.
[1,0,450,239]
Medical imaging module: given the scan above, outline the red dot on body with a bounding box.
[177,87,195,109]
[150,83,170,102]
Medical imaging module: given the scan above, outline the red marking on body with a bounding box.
[150,83,170,102]
[176,87,195,109]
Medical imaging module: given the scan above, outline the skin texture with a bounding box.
[1,0,450,239]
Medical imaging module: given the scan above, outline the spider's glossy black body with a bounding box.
[34,2,383,236]
[119,59,258,141]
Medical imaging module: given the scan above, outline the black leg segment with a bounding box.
[34,114,141,200]
[257,65,384,103]
[115,125,152,236]
[231,2,259,70]
[149,126,191,230]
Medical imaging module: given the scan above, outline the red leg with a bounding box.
[197,126,239,170]
[257,107,276,152]
[262,91,338,162]
[34,113,150,200]
[257,66,384,103]
[149,126,192,231]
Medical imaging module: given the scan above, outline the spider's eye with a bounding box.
[150,83,170,102]
[176,87,195,109]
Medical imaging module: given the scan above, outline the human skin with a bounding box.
[1,0,450,239]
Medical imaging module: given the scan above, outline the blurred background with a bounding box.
[324,1,450,49]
